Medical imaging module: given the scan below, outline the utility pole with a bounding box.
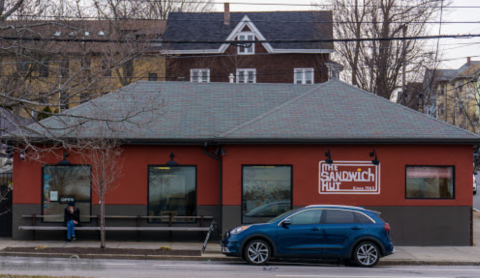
[402,24,407,106]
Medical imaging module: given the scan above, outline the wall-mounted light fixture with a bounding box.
[19,148,28,160]
[215,146,226,156]
[166,151,178,166]
[325,147,333,164]
[370,148,380,165]
[58,148,71,165]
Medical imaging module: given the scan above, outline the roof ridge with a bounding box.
[335,80,480,138]
[217,81,332,138]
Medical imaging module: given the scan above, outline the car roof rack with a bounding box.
[305,205,366,210]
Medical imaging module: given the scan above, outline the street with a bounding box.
[1,257,480,278]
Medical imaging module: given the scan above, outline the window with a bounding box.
[123,60,134,78]
[289,209,322,225]
[324,210,356,224]
[60,61,69,77]
[458,79,464,92]
[81,58,91,70]
[80,93,91,104]
[242,166,292,224]
[190,69,210,83]
[39,92,48,104]
[101,60,112,77]
[406,166,454,199]
[148,73,158,81]
[17,61,28,76]
[59,91,69,110]
[438,103,445,116]
[236,69,256,84]
[458,102,464,114]
[294,68,314,84]
[355,212,374,224]
[39,61,49,78]
[237,32,255,54]
[42,165,91,223]
[148,166,196,223]
[440,84,445,96]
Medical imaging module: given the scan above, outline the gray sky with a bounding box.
[209,0,480,70]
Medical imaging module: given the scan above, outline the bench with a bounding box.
[20,214,217,246]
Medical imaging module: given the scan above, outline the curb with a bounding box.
[0,252,242,262]
[1,252,480,265]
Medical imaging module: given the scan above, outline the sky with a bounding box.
[208,0,480,70]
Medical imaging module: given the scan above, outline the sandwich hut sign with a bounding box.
[319,161,381,194]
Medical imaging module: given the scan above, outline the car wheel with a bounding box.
[353,241,380,267]
[244,239,271,265]
[474,190,477,195]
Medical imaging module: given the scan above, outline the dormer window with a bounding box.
[98,31,105,36]
[54,31,61,37]
[238,32,255,54]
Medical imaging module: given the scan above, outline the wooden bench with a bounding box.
[20,214,216,243]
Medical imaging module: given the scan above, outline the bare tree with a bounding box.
[77,138,123,249]
[317,0,446,99]
[91,0,214,20]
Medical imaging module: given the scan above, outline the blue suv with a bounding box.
[221,205,395,267]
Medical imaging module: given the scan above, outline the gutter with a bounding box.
[203,143,223,233]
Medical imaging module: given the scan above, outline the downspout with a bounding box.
[203,143,222,234]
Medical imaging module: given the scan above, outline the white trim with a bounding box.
[294,68,315,84]
[236,68,256,83]
[161,16,334,55]
[162,48,333,55]
[190,68,210,82]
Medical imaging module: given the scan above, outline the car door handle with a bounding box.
[352,226,362,230]
[310,227,320,231]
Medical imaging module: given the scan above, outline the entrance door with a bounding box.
[0,185,12,237]
[275,209,323,256]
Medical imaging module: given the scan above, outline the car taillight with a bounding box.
[384,223,390,231]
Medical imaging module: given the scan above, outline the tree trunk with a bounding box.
[100,191,106,249]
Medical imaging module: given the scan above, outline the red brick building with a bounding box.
[163,6,342,84]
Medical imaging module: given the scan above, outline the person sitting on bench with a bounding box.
[64,201,81,241]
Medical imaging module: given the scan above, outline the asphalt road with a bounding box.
[1,257,480,278]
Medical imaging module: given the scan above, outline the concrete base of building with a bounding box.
[367,206,472,246]
[12,204,221,241]
[12,204,471,246]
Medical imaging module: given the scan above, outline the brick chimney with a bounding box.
[224,3,230,26]
[467,57,471,66]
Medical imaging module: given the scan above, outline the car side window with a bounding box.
[288,209,322,225]
[355,212,374,224]
[324,210,356,224]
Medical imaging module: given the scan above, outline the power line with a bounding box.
[6,14,480,25]
[1,33,480,44]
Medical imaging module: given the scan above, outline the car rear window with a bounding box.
[324,210,355,224]
[355,212,374,224]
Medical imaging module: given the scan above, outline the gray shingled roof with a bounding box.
[163,11,333,51]
[20,80,480,144]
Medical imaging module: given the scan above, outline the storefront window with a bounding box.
[406,166,454,199]
[42,165,91,222]
[148,166,196,223]
[242,166,292,224]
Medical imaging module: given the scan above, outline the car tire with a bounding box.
[474,190,477,195]
[353,241,380,267]
[244,239,271,265]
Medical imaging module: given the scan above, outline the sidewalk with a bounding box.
[1,211,480,265]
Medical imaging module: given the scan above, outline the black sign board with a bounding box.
[59,195,75,204]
